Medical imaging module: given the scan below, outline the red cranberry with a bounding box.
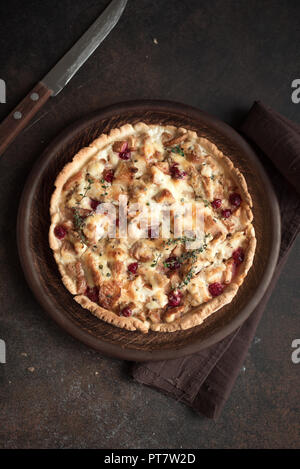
[120,306,133,317]
[229,193,242,207]
[119,151,131,160]
[211,198,222,209]
[85,286,99,303]
[90,199,100,210]
[232,247,245,266]
[54,225,67,239]
[103,169,114,183]
[118,142,131,160]
[164,256,180,270]
[168,290,182,307]
[128,262,138,274]
[170,164,186,179]
[208,282,224,297]
[221,209,232,218]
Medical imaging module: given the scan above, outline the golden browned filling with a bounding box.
[50,124,255,329]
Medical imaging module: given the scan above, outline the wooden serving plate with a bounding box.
[17,100,281,361]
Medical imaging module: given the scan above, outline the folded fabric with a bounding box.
[132,102,300,419]
[240,101,300,194]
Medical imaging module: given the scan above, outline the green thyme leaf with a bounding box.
[73,208,88,245]
[171,145,185,156]
[151,253,161,267]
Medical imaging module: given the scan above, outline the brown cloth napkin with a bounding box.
[132,101,300,419]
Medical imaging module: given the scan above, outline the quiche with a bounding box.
[49,123,256,333]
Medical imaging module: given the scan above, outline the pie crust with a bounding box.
[49,123,256,333]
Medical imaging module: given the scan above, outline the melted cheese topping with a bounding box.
[51,124,254,325]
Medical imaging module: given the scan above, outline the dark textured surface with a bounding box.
[0,0,299,449]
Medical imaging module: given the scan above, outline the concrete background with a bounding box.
[0,0,299,448]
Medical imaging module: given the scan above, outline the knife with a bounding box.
[0,0,128,156]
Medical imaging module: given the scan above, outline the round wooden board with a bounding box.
[17,100,281,361]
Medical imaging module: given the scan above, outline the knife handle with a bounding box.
[0,81,52,156]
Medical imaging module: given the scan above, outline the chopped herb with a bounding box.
[177,242,207,264]
[73,208,88,245]
[164,236,196,247]
[176,267,195,289]
[195,195,210,207]
[210,174,215,180]
[99,265,103,269]
[76,176,94,206]
[151,253,161,267]
[184,267,195,285]
[163,257,179,269]
[171,145,185,156]
[170,235,212,290]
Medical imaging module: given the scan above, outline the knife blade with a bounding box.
[0,0,127,156]
[43,0,128,95]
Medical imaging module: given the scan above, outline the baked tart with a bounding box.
[49,123,256,333]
